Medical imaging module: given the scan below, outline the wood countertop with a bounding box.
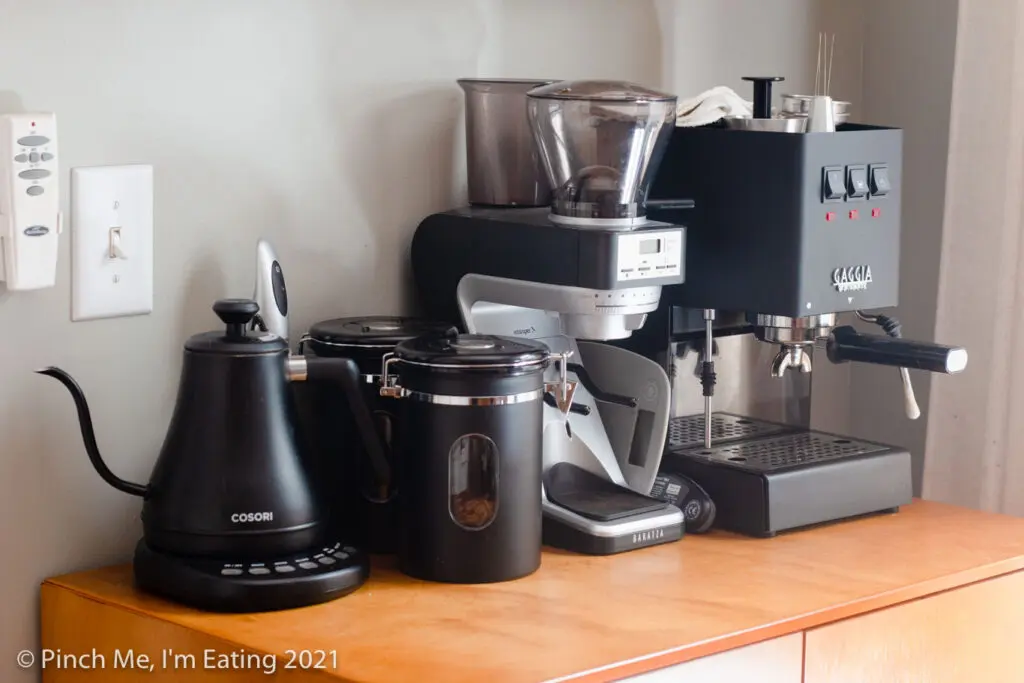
[41,500,1024,682]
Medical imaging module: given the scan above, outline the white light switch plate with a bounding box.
[71,165,153,321]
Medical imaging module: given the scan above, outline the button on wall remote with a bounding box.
[17,135,49,147]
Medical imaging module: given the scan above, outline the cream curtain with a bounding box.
[923,0,1024,514]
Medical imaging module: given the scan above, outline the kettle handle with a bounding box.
[35,367,149,497]
[289,356,392,499]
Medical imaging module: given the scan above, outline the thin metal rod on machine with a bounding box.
[703,309,715,449]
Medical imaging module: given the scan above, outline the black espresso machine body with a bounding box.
[631,121,967,537]
[648,123,903,318]
[37,299,392,612]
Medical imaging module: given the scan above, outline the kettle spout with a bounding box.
[35,367,149,497]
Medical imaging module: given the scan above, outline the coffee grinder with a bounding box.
[630,76,968,537]
[412,80,689,554]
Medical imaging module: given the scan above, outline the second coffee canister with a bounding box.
[381,332,574,584]
[299,316,454,553]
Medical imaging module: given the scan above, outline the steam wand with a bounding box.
[854,311,921,420]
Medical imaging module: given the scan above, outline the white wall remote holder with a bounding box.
[0,112,61,291]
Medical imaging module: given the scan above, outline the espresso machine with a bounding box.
[630,78,969,537]
[412,80,688,554]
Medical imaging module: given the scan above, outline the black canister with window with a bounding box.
[299,316,455,554]
[381,333,574,584]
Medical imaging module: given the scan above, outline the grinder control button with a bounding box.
[847,166,869,198]
[870,165,891,196]
[823,167,845,202]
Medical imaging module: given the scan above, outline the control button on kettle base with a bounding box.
[41,152,54,161]
[298,561,319,570]
[248,567,271,575]
[19,169,50,180]
[318,556,336,565]
[17,135,49,147]
[28,152,40,163]
[274,564,296,573]
[220,568,243,576]
[13,154,27,163]
[333,551,350,560]
[26,186,44,196]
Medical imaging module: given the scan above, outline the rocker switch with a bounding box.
[847,165,869,199]
[870,165,891,196]
[823,167,845,202]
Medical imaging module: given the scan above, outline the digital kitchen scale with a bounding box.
[133,539,369,613]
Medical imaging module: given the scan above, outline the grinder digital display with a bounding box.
[639,238,661,255]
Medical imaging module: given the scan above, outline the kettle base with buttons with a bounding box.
[132,539,369,614]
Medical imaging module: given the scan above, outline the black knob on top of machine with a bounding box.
[742,76,784,119]
[213,299,259,339]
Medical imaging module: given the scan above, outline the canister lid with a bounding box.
[307,316,455,350]
[527,79,676,103]
[394,333,550,369]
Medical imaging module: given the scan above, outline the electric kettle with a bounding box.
[37,298,390,612]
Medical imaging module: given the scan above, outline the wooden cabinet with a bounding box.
[624,634,803,682]
[804,571,1024,683]
[38,502,1024,682]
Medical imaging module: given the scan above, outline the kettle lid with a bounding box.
[185,299,290,355]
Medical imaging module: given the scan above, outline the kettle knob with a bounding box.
[213,299,259,339]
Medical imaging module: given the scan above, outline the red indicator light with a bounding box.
[849,209,859,220]
[826,212,836,222]
[30,121,35,127]
[872,207,881,218]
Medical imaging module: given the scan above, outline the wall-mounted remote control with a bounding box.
[0,113,60,290]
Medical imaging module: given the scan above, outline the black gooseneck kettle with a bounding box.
[37,298,391,611]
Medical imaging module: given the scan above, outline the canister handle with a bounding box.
[379,353,402,398]
[544,351,578,415]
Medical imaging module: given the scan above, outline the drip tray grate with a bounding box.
[673,431,891,473]
[667,413,793,450]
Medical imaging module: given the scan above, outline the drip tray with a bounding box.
[662,413,913,536]
[675,431,891,473]
[667,412,795,451]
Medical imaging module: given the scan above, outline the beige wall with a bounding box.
[0,1,663,678]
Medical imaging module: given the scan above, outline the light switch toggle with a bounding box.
[108,227,127,260]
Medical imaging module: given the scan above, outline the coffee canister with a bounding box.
[381,332,575,584]
[299,316,455,553]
